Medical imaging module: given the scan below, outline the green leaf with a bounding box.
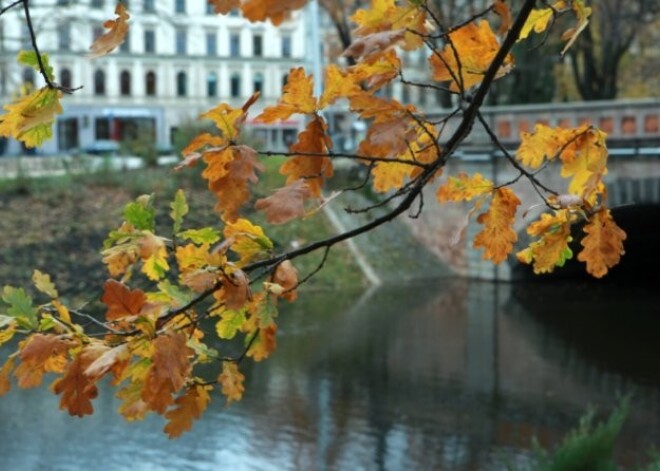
[170,189,189,234]
[2,286,38,329]
[17,50,55,82]
[179,228,221,245]
[123,194,155,231]
[215,309,246,340]
[152,280,193,307]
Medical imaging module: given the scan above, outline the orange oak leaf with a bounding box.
[203,145,264,222]
[51,346,107,417]
[577,209,626,278]
[492,0,512,35]
[13,334,72,388]
[176,133,227,170]
[209,0,239,14]
[516,124,585,169]
[559,127,608,200]
[246,324,277,362]
[241,0,307,25]
[217,269,251,311]
[351,0,428,50]
[350,49,402,91]
[164,384,212,438]
[473,188,520,264]
[436,172,494,202]
[282,116,333,197]
[142,331,194,414]
[256,67,317,123]
[88,3,130,59]
[218,361,245,404]
[430,20,513,92]
[101,280,146,322]
[255,179,311,225]
[0,357,16,396]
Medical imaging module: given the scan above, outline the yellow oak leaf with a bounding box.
[473,188,520,264]
[32,270,58,298]
[218,361,245,404]
[138,232,170,281]
[0,87,62,148]
[517,210,575,274]
[223,218,273,266]
[164,384,212,438]
[517,124,586,169]
[430,20,514,92]
[577,209,626,278]
[200,93,258,143]
[319,64,362,109]
[282,116,333,197]
[518,7,554,41]
[256,67,317,123]
[351,0,428,50]
[350,48,402,91]
[436,172,494,202]
[559,127,608,199]
[88,3,130,59]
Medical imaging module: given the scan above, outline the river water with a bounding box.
[0,279,659,470]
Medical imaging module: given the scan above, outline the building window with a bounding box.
[120,70,131,96]
[94,69,105,95]
[175,0,185,13]
[60,68,72,89]
[176,29,187,55]
[229,8,239,16]
[207,72,217,97]
[143,0,155,12]
[253,72,264,94]
[144,29,155,53]
[120,31,130,52]
[253,34,263,57]
[206,1,213,14]
[281,35,291,58]
[206,32,217,56]
[230,33,240,57]
[58,24,71,51]
[145,71,156,96]
[230,72,241,98]
[95,118,110,140]
[176,71,187,97]
[91,0,104,8]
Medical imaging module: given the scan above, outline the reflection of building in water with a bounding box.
[0,1,308,155]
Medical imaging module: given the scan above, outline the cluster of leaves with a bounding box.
[0,0,628,437]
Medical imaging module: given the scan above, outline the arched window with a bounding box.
[230,72,241,98]
[94,69,105,95]
[120,70,131,96]
[145,71,156,96]
[176,71,187,97]
[60,68,72,89]
[253,72,264,94]
[207,72,217,98]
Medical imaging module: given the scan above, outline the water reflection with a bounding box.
[1,280,659,470]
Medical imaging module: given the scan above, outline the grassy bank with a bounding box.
[0,161,367,301]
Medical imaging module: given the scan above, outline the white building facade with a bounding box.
[0,0,308,155]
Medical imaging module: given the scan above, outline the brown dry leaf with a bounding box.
[13,334,72,388]
[101,280,147,322]
[272,260,299,302]
[217,269,251,311]
[164,384,212,438]
[246,324,277,362]
[492,0,512,35]
[142,331,193,414]
[52,346,107,417]
[255,179,311,225]
[241,0,307,25]
[343,29,406,62]
[88,3,130,59]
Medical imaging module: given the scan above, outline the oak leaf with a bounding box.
[13,334,72,388]
[257,67,317,123]
[255,179,311,225]
[84,343,130,383]
[32,270,58,299]
[436,172,494,202]
[209,0,239,14]
[164,384,212,438]
[351,0,428,50]
[492,0,512,35]
[0,87,63,148]
[350,49,402,91]
[518,7,554,41]
[101,279,146,322]
[429,20,513,92]
[282,116,333,197]
[217,269,251,311]
[577,209,626,278]
[215,308,247,340]
[272,260,299,302]
[223,218,273,266]
[52,346,107,417]
[246,324,277,362]
[473,188,520,264]
[517,210,575,274]
[0,357,15,395]
[142,332,193,414]
[241,0,307,25]
[88,3,130,59]
[319,64,362,109]
[218,361,245,404]
[343,29,406,62]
